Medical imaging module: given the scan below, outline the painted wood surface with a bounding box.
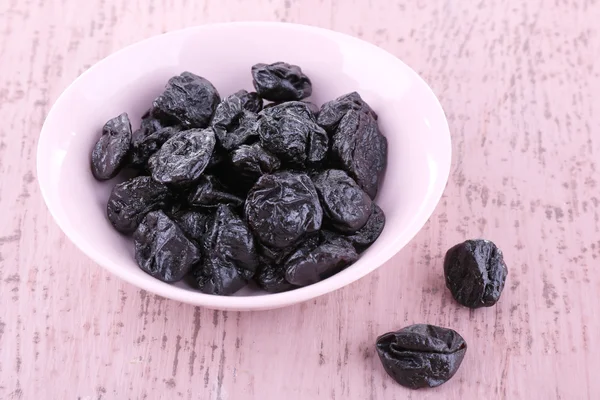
[1,0,599,399]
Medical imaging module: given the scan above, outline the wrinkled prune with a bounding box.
[262,101,318,119]
[255,261,296,293]
[171,209,211,243]
[130,125,181,167]
[187,175,244,209]
[148,128,216,186]
[344,203,385,251]
[192,205,258,295]
[91,113,132,180]
[153,72,220,128]
[444,239,508,308]
[251,62,312,101]
[332,109,387,198]
[245,172,323,249]
[233,89,263,113]
[133,210,201,282]
[285,235,357,286]
[107,176,171,233]
[314,169,372,233]
[211,92,259,150]
[317,92,378,133]
[230,143,281,181]
[376,324,467,389]
[258,104,328,167]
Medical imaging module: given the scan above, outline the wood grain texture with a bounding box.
[1,0,599,399]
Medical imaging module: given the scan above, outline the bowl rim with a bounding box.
[37,21,451,310]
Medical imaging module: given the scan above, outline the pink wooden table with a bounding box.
[1,1,599,399]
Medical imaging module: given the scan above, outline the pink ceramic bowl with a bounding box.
[37,22,451,311]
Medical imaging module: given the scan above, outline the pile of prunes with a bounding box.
[91,62,387,296]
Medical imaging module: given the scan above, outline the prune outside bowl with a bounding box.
[37,22,451,311]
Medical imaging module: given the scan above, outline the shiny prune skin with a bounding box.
[192,205,258,295]
[107,176,171,234]
[257,104,328,167]
[133,210,201,282]
[251,62,312,101]
[255,261,296,293]
[187,175,244,209]
[332,109,387,199]
[344,203,385,252]
[444,239,508,308]
[245,171,323,249]
[91,113,132,180]
[314,169,372,234]
[153,72,220,128]
[171,209,211,243]
[230,143,281,182]
[376,324,467,389]
[284,235,357,286]
[211,92,259,151]
[233,89,263,113]
[262,101,318,119]
[130,126,181,167]
[317,92,378,133]
[148,128,216,186]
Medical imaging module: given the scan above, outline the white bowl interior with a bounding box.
[37,23,451,310]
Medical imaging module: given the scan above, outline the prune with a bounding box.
[251,62,312,101]
[332,109,387,198]
[444,239,508,308]
[344,203,385,252]
[153,72,220,128]
[130,126,181,167]
[259,234,320,266]
[192,205,258,295]
[257,104,328,167]
[317,92,377,133]
[91,113,132,180]
[211,92,259,150]
[245,171,323,249]
[107,176,171,234]
[230,143,281,181]
[233,89,263,113]
[255,261,296,293]
[376,324,467,389]
[171,209,211,243]
[148,128,216,186]
[313,169,372,233]
[133,210,201,282]
[263,101,319,118]
[187,175,244,209]
[285,235,358,286]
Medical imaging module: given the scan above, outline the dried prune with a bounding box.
[255,261,296,293]
[332,109,387,198]
[344,203,385,251]
[148,128,216,186]
[133,210,201,282]
[251,62,312,101]
[317,92,377,133]
[130,126,181,167]
[444,239,508,308]
[91,113,132,180]
[245,172,323,249]
[211,92,259,150]
[153,72,220,128]
[313,169,372,233]
[257,104,328,167]
[376,324,467,389]
[233,89,263,113]
[230,143,281,181]
[192,205,258,295]
[262,101,318,119]
[107,176,171,234]
[171,209,211,243]
[285,235,358,286]
[187,175,244,209]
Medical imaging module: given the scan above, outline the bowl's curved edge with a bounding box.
[36,21,452,311]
